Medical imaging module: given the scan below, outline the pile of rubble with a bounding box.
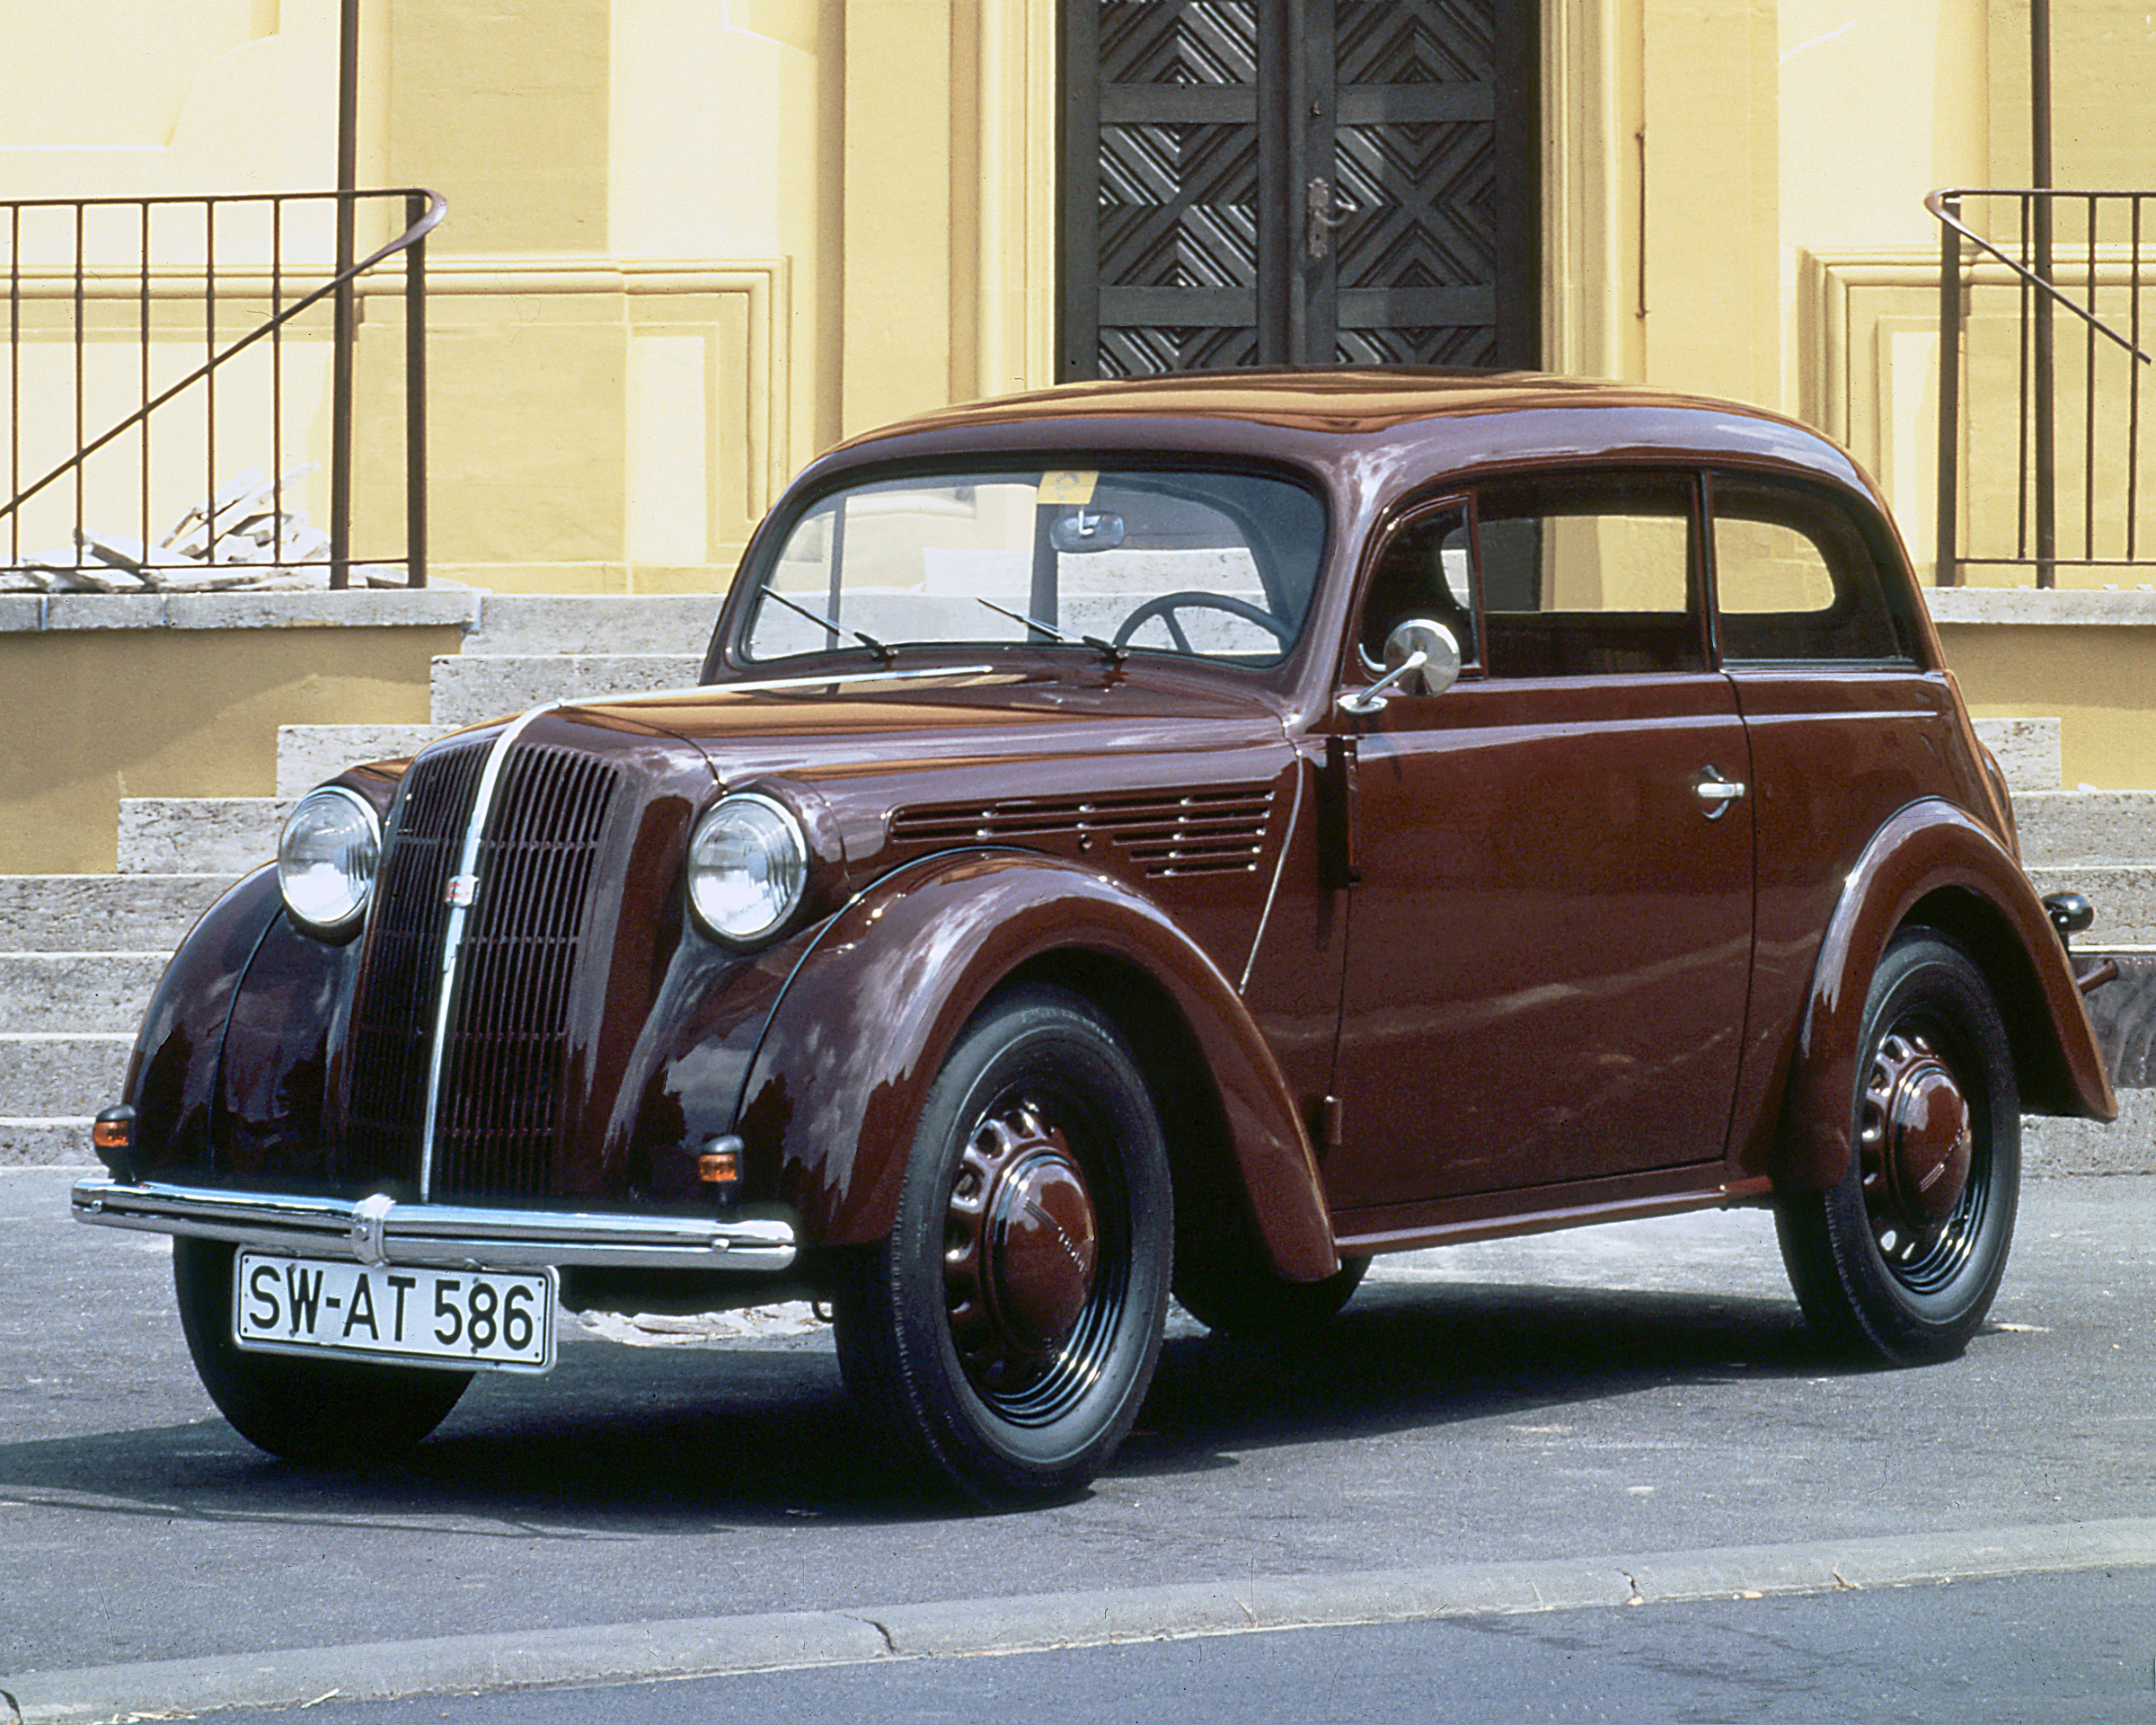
[1,464,402,592]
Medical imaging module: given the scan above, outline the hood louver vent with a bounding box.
[891,785,1276,878]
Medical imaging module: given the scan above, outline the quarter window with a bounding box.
[1359,502,1478,669]
[1710,474,1911,662]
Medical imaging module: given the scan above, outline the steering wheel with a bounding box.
[1110,591,1294,654]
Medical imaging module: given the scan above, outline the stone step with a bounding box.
[2024,1088,2156,1175]
[278,724,455,798]
[2028,866,2156,947]
[429,653,702,728]
[464,593,720,657]
[0,1118,93,1167]
[2011,791,2156,868]
[0,1033,131,1116]
[117,798,285,876]
[0,952,170,1034]
[1973,717,2062,792]
[0,874,228,951]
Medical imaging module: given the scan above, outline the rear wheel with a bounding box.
[833,985,1171,1505]
[1775,932,2019,1363]
[174,1238,471,1464]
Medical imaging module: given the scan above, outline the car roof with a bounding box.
[826,369,1878,503]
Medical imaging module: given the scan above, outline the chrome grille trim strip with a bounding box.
[71,1178,798,1272]
[418,700,565,1200]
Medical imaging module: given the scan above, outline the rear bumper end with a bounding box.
[70,1177,798,1273]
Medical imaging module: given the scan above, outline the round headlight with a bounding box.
[278,786,381,933]
[686,793,809,943]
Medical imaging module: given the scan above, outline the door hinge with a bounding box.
[1320,733,1360,888]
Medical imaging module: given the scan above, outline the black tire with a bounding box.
[1175,1246,1369,1339]
[1775,931,2020,1364]
[174,1238,471,1465]
[832,984,1172,1505]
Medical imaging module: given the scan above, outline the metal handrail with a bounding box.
[1928,190,2154,366]
[2,188,443,589]
[1931,186,2156,588]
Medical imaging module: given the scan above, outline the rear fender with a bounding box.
[1780,798,2116,1191]
[735,851,1339,1279]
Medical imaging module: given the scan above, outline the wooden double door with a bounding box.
[1059,0,1540,377]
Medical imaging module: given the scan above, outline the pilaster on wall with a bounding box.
[840,0,1058,439]
[1542,0,1643,382]
[1798,249,1943,574]
[1638,0,1780,405]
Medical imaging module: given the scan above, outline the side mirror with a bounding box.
[1339,619,1462,715]
[1384,617,1462,696]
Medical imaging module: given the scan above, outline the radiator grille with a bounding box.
[430,746,621,1199]
[889,785,1276,877]
[342,739,622,1198]
[343,739,491,1185]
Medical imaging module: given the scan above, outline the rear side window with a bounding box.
[1710,474,1912,663]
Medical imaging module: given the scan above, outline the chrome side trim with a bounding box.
[418,700,565,1199]
[1240,749,1305,995]
[70,1178,798,1272]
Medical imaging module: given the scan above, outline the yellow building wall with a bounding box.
[4,0,2155,858]
[0,623,453,875]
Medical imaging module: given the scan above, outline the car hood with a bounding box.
[563,662,1285,775]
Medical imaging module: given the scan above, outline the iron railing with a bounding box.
[1,188,442,590]
[1931,188,2156,588]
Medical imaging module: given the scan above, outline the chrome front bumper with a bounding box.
[70,1177,798,1273]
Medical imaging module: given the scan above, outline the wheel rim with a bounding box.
[942,1092,1127,1425]
[1859,1017,1988,1295]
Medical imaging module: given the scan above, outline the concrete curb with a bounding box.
[12,1518,2156,1721]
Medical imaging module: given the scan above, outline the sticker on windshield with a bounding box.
[1038,470,1100,506]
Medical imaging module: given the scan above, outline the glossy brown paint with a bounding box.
[110,374,2113,1306]
[1326,671,1755,1205]
[1719,671,2015,1183]
[122,865,283,1178]
[1778,798,2116,1190]
[734,850,1339,1282]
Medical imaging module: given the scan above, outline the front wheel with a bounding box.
[174,1238,472,1464]
[833,985,1172,1505]
[1775,932,2019,1363]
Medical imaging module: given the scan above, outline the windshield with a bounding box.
[739,466,1326,668]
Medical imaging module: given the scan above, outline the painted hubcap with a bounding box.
[944,1103,1100,1393]
[1861,1028,1974,1243]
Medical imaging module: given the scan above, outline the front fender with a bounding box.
[1780,798,2117,1190]
[124,864,284,1177]
[735,851,1339,1279]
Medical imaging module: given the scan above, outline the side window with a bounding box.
[1358,502,1477,669]
[1711,473,1912,662]
[1477,473,1703,677]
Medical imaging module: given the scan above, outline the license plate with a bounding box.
[234,1252,556,1374]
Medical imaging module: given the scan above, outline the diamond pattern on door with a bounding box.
[1062,0,1534,377]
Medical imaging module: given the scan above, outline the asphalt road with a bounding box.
[6,1164,2156,1721]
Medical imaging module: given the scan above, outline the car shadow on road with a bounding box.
[1,1278,1878,1527]
[1122,1278,1833,1476]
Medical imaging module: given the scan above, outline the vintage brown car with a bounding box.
[75,370,2117,1504]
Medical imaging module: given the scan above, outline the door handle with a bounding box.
[1695,765,1747,819]
[1306,176,1356,261]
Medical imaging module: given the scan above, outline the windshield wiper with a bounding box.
[759,586,895,664]
[974,597,1127,665]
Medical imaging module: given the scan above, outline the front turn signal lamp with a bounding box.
[278,785,382,934]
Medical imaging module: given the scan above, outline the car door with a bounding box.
[1322,472,1756,1214]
